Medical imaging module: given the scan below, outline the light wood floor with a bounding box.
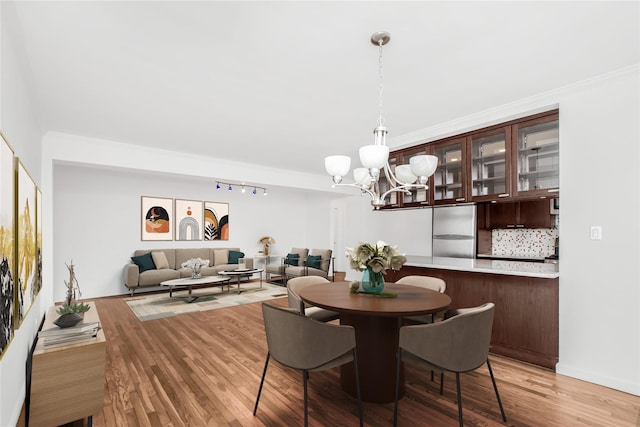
[73,284,639,427]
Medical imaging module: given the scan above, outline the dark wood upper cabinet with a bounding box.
[469,126,512,202]
[482,199,556,229]
[511,112,560,198]
[388,109,559,209]
[431,137,469,205]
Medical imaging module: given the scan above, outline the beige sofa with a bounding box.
[124,247,253,295]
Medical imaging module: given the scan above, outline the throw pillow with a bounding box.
[286,253,300,266]
[228,250,245,264]
[307,255,322,269]
[131,252,156,273]
[213,249,229,266]
[151,251,170,269]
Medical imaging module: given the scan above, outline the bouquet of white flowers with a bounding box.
[345,240,406,274]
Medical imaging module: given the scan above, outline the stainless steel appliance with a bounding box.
[432,204,477,258]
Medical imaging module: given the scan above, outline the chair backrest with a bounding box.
[261,303,355,371]
[396,275,446,293]
[285,248,309,266]
[308,248,332,273]
[399,303,495,372]
[287,276,330,312]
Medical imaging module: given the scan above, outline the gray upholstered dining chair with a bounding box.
[393,302,506,427]
[254,303,363,427]
[287,276,339,322]
[395,275,447,324]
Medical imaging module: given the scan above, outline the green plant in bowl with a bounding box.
[56,302,91,315]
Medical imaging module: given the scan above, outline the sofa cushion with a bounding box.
[131,252,155,273]
[175,248,210,268]
[213,249,229,266]
[286,253,300,266]
[228,250,244,264]
[152,251,170,269]
[307,255,322,269]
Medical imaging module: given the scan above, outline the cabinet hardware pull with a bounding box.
[498,193,510,198]
[507,225,516,228]
[547,188,560,193]
[516,225,525,228]
[455,198,466,202]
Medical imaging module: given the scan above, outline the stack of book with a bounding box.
[38,321,101,349]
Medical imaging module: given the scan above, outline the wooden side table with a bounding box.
[29,302,106,427]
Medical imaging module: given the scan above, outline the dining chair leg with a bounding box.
[486,358,507,422]
[393,349,402,427]
[303,370,309,427]
[455,372,463,427]
[253,353,270,416]
[353,348,364,427]
[440,372,444,395]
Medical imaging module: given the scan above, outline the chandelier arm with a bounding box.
[332,183,378,200]
[380,183,429,201]
[383,162,403,188]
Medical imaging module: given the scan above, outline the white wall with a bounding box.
[52,163,334,300]
[0,3,46,426]
[555,68,639,393]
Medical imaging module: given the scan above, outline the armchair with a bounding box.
[285,248,333,282]
[265,248,308,285]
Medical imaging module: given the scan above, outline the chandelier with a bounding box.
[324,31,438,209]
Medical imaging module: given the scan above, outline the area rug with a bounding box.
[125,282,287,321]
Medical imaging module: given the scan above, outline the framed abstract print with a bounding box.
[16,158,37,326]
[204,201,229,241]
[141,196,173,241]
[175,199,203,241]
[0,133,15,356]
[35,188,42,296]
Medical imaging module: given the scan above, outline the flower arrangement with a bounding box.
[182,258,209,278]
[346,240,407,273]
[258,236,275,255]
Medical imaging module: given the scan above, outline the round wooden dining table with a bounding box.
[299,282,452,403]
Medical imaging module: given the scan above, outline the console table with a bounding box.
[29,302,106,427]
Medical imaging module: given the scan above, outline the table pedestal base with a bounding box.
[340,313,404,403]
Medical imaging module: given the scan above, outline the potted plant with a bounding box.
[54,261,90,327]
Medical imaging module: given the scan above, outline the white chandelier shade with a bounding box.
[359,144,389,169]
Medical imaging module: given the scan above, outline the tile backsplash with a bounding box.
[492,228,558,258]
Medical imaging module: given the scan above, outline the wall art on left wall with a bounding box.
[16,158,37,327]
[141,196,173,241]
[0,133,15,357]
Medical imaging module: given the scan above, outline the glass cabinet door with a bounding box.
[433,138,467,204]
[513,114,559,196]
[470,127,510,201]
[399,147,431,207]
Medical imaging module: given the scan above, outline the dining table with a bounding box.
[299,282,452,403]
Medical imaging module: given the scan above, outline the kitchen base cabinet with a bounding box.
[387,266,558,370]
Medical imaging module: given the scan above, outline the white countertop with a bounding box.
[404,255,559,279]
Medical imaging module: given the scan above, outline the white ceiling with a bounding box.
[8,1,639,177]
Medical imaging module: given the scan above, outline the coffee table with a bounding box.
[160,276,231,303]
[218,268,264,293]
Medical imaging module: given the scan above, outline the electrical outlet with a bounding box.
[590,226,602,240]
